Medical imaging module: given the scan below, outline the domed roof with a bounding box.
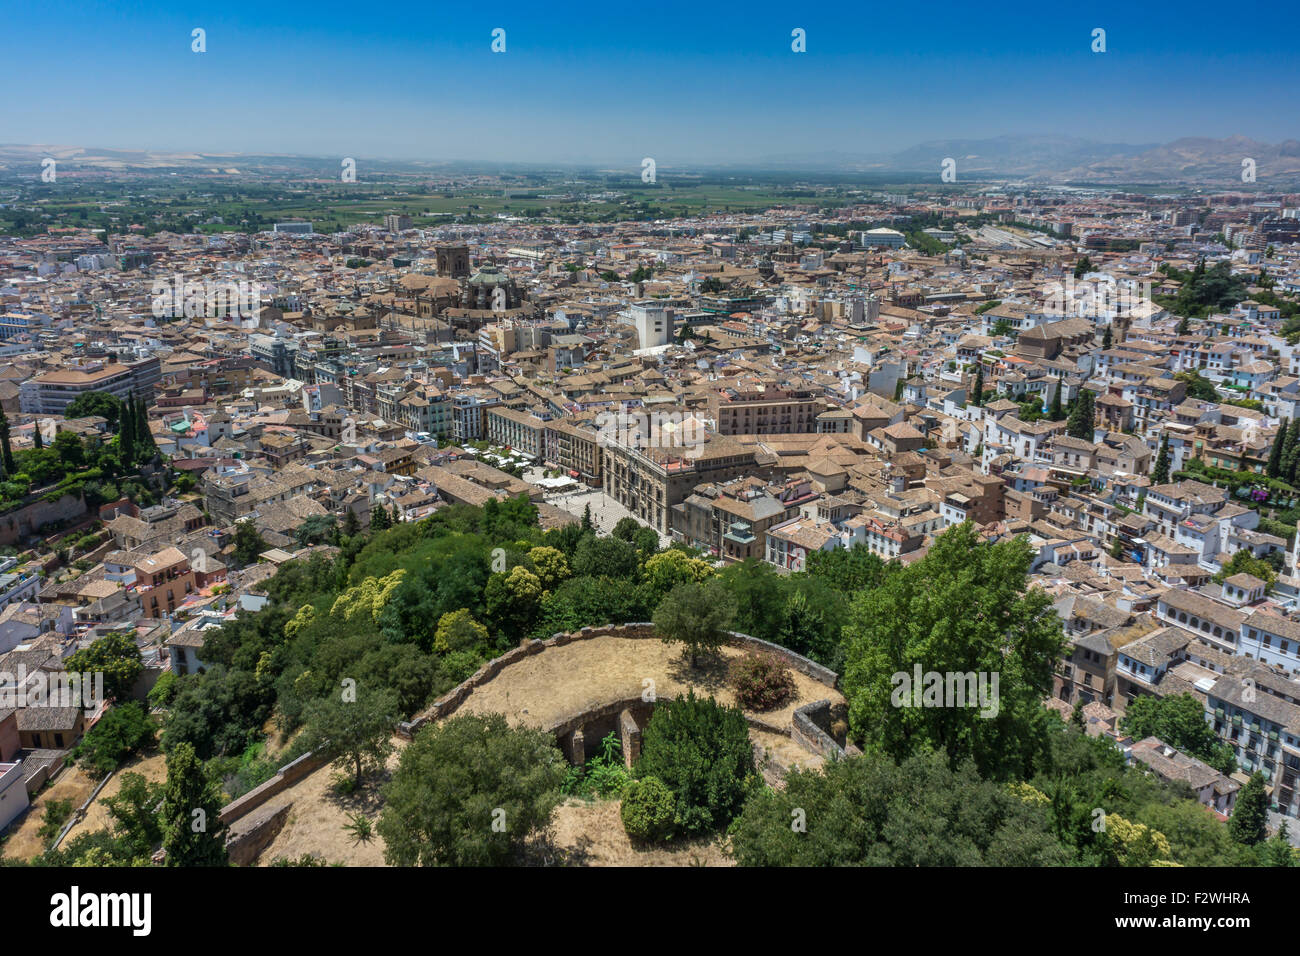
[468,268,509,285]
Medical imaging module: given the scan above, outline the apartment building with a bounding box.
[710,384,823,436]
[19,356,160,415]
[602,433,756,534]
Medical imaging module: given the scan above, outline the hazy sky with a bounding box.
[4,0,1295,165]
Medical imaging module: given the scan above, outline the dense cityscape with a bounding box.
[2,2,1298,939]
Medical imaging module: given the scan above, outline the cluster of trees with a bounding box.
[1065,388,1096,440]
[375,689,760,864]
[1175,369,1220,402]
[1156,260,1249,319]
[37,490,1286,869]
[1266,418,1300,485]
[0,390,167,514]
[1212,548,1283,592]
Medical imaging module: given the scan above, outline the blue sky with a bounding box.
[4,0,1296,164]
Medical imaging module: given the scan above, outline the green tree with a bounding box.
[611,517,641,541]
[102,771,165,859]
[0,408,13,475]
[378,712,566,866]
[1229,772,1269,846]
[1066,389,1095,440]
[484,566,543,640]
[65,631,143,702]
[133,394,156,460]
[370,504,392,532]
[1151,432,1171,484]
[653,579,737,668]
[620,776,676,842]
[65,391,125,429]
[1267,419,1288,478]
[731,751,1069,866]
[1120,694,1235,774]
[571,534,638,580]
[1175,370,1218,402]
[972,364,984,407]
[118,392,137,467]
[635,690,756,836]
[433,608,491,655]
[1102,324,1113,349]
[1260,821,1296,867]
[299,686,400,788]
[1284,420,1300,485]
[840,521,1066,780]
[1213,549,1277,593]
[526,545,570,591]
[232,518,267,566]
[70,701,156,775]
[38,798,75,844]
[159,742,228,866]
[1048,380,1064,421]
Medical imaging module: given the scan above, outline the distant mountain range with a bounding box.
[759,135,1300,184]
[2,136,1299,185]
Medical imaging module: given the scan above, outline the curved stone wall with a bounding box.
[399,622,840,739]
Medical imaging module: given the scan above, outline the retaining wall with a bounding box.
[791,699,847,760]
[226,802,292,867]
[218,750,329,828]
[399,622,839,739]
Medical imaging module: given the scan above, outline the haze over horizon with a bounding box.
[5,0,1296,166]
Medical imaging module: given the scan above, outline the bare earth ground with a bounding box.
[1,764,99,861]
[750,727,825,776]
[458,635,842,731]
[250,636,841,866]
[545,799,733,866]
[64,751,167,842]
[255,740,406,867]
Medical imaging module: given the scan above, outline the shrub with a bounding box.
[621,776,676,842]
[38,798,74,843]
[147,671,178,709]
[440,650,482,684]
[635,690,757,835]
[378,712,567,866]
[71,701,156,776]
[731,652,797,710]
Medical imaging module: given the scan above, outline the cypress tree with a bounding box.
[135,395,156,459]
[0,409,14,475]
[1049,380,1063,421]
[1229,772,1269,846]
[1066,389,1094,440]
[1102,324,1113,349]
[972,364,984,407]
[160,742,228,866]
[1285,420,1300,486]
[1152,433,1171,484]
[119,392,136,468]
[33,424,43,450]
[1267,419,1288,478]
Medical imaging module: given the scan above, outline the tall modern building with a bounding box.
[629,301,674,349]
